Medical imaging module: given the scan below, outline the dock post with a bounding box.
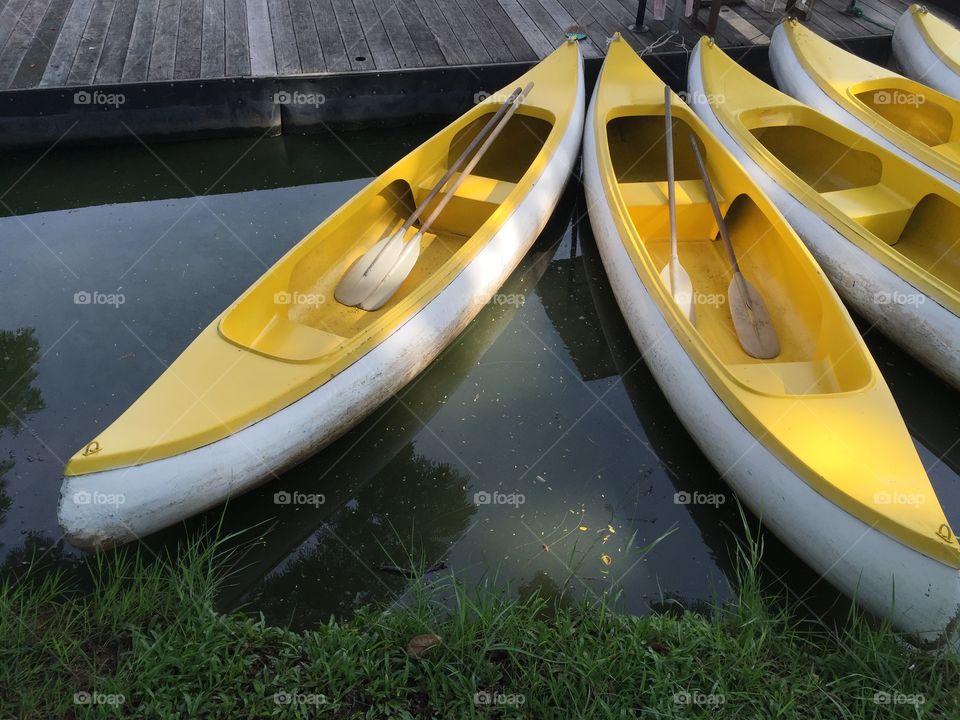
[630,0,649,32]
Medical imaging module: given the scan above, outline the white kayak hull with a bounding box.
[770,23,960,193]
[689,43,960,391]
[58,60,585,549]
[585,64,960,651]
[894,8,960,101]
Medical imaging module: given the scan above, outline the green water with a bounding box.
[0,131,957,630]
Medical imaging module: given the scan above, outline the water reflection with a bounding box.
[0,328,45,531]
[0,131,957,632]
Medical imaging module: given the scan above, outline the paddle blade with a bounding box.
[659,262,696,324]
[359,235,423,311]
[334,231,405,307]
[728,274,780,359]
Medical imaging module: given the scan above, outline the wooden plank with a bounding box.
[411,0,468,65]
[224,0,250,75]
[854,0,905,24]
[535,0,602,56]
[149,0,181,79]
[288,0,323,72]
[174,0,203,77]
[93,0,139,82]
[718,5,768,44]
[391,0,445,67]
[817,0,885,35]
[515,0,565,51]
[9,0,72,88]
[245,0,277,74]
[371,0,421,67]
[590,0,636,31]
[308,0,350,71]
[66,0,117,84]
[200,0,226,76]
[734,1,777,38]
[474,0,536,61]
[350,0,399,68]
[266,0,300,73]
[496,0,553,57]
[0,0,32,53]
[120,0,159,81]
[329,0,372,70]
[454,0,513,62]
[435,0,490,63]
[0,0,55,88]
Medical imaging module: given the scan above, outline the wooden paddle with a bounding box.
[335,85,525,307]
[358,82,534,311]
[688,136,780,359]
[659,86,696,324]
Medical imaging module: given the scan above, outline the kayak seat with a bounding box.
[620,180,728,241]
[415,171,517,237]
[819,185,914,245]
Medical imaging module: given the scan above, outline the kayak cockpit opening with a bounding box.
[218,109,556,361]
[606,110,874,395]
[852,83,956,147]
[744,111,883,193]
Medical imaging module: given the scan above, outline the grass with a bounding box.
[1,524,958,719]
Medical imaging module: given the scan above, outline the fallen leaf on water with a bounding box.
[405,634,442,658]
[578,526,589,532]
[607,524,616,534]
[600,554,612,566]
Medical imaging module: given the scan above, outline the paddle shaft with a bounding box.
[688,136,753,309]
[664,86,679,293]
[400,85,523,237]
[356,85,523,279]
[414,82,533,240]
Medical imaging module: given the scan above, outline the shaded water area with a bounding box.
[1,130,958,630]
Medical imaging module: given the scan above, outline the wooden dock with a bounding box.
[1,0,956,90]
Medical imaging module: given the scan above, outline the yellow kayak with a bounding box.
[59,42,585,548]
[586,35,960,651]
[771,19,960,191]
[894,4,960,100]
[689,37,960,392]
